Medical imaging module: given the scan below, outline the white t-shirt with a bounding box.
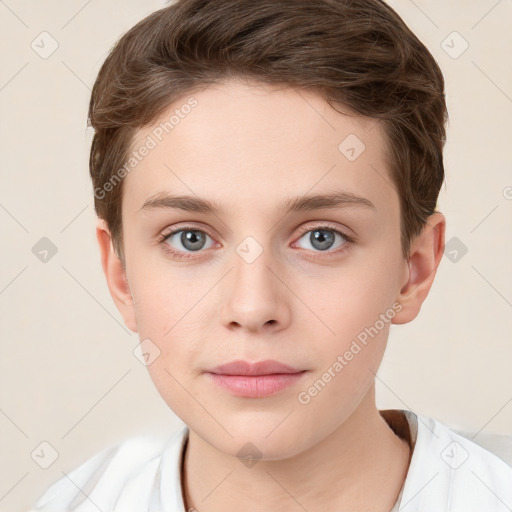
[28,409,512,511]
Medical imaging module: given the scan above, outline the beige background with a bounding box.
[0,0,511,510]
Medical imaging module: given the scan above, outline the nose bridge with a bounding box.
[232,233,276,301]
[220,232,289,331]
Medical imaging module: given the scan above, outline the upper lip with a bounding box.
[207,360,304,376]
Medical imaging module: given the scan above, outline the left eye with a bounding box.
[295,227,349,252]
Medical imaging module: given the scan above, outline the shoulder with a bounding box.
[400,412,512,511]
[28,426,188,512]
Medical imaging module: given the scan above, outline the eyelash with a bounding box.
[156,223,355,260]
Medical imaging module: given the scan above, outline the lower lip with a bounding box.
[206,372,307,398]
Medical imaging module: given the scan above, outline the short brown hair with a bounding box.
[88,0,448,264]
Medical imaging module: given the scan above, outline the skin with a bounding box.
[96,78,445,511]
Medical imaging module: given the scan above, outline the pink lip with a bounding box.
[205,360,307,398]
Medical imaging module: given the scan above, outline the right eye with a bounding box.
[158,227,217,258]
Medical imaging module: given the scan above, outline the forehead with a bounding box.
[122,79,398,221]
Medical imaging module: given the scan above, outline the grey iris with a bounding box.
[311,229,335,251]
[181,230,206,251]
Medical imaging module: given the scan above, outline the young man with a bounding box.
[29,0,512,511]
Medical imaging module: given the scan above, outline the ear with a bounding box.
[96,219,138,333]
[392,212,445,324]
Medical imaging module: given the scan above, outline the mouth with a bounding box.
[205,359,307,398]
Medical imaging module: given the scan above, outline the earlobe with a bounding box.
[96,219,138,333]
[392,213,445,325]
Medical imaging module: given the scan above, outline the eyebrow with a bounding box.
[138,190,375,216]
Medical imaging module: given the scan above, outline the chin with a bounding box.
[195,414,315,462]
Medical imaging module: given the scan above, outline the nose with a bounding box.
[220,242,291,333]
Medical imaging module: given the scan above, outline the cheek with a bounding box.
[296,286,394,419]
[290,254,401,389]
[296,259,400,339]
[128,271,201,394]
[129,264,199,336]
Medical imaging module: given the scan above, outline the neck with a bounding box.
[182,387,411,512]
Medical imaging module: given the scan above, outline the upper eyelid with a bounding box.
[296,221,351,236]
[161,223,216,241]
[162,221,348,235]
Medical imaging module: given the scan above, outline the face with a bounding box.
[116,79,410,459]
